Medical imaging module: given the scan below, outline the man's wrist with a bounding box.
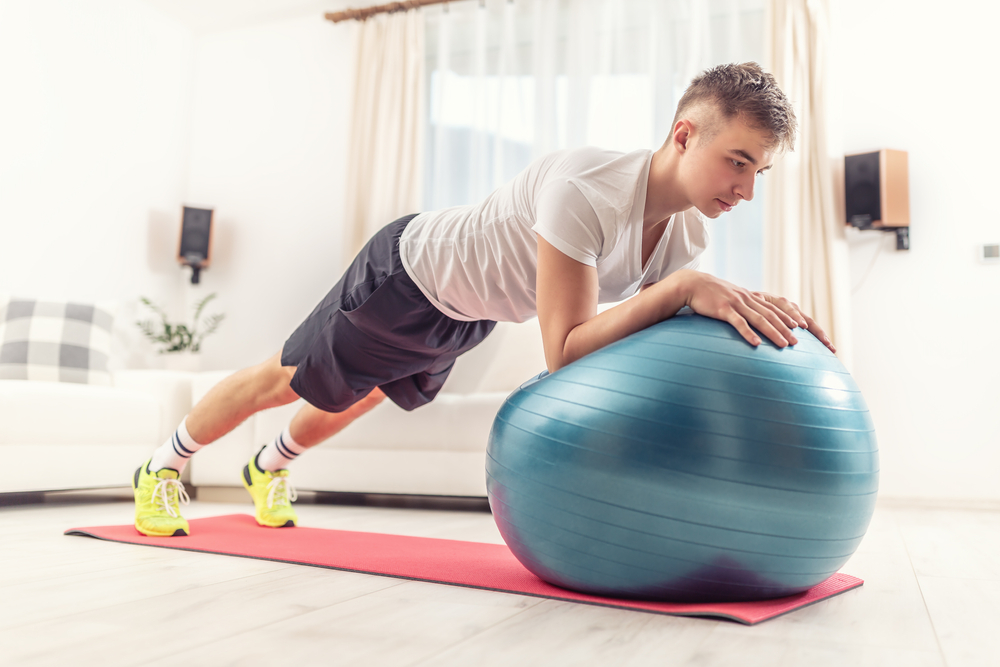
[639,270,692,323]
[666,269,695,311]
[674,270,693,305]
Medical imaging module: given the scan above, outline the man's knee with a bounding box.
[257,353,300,406]
[271,381,301,407]
[352,387,387,413]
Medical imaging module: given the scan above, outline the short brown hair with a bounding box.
[673,62,797,152]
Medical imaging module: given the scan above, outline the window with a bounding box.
[424,0,766,289]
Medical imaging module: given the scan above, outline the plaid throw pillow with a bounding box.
[0,297,116,385]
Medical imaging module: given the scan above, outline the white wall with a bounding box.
[833,1,1000,501]
[4,0,997,503]
[181,14,355,370]
[0,0,196,367]
[0,1,356,371]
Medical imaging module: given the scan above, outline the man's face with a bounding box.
[679,117,777,219]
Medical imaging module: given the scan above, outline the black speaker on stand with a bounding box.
[178,206,214,284]
[845,149,910,250]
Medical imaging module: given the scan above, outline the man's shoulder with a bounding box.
[535,148,652,232]
[564,147,652,210]
[543,145,646,174]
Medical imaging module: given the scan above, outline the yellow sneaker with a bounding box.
[133,459,190,537]
[242,448,298,528]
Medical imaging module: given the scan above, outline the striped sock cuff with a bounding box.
[274,427,305,461]
[149,416,207,473]
[173,417,205,459]
[256,426,308,472]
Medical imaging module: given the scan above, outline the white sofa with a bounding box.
[190,319,548,497]
[2,318,547,498]
[1,371,194,494]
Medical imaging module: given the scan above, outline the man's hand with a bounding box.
[675,270,836,353]
[753,290,836,353]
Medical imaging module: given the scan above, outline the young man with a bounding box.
[133,62,834,537]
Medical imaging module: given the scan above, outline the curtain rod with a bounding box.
[324,0,457,24]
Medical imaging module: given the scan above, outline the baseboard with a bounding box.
[192,486,332,505]
[311,490,490,512]
[190,485,491,512]
[190,486,252,504]
[876,495,1000,512]
[0,487,132,507]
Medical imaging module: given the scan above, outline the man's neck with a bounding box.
[642,144,691,229]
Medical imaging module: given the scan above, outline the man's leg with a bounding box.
[292,387,387,445]
[253,387,387,470]
[135,352,302,537]
[186,352,301,445]
[240,387,388,528]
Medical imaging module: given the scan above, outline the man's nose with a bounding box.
[735,173,756,202]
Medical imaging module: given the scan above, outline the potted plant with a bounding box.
[136,293,225,372]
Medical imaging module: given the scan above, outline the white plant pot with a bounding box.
[162,352,202,373]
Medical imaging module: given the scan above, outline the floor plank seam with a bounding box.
[149,581,412,661]
[0,550,315,633]
[898,513,951,667]
[1,566,303,634]
[404,598,546,666]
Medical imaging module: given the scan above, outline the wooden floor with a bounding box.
[1,492,998,667]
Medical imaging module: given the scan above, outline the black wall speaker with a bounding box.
[844,149,909,229]
[178,206,214,283]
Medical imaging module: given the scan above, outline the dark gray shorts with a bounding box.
[281,214,497,413]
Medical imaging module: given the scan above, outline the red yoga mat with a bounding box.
[66,514,862,625]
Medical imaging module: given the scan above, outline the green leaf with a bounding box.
[135,295,225,354]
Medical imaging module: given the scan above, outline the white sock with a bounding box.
[149,417,206,473]
[256,426,306,472]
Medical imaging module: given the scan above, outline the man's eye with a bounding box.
[732,159,744,168]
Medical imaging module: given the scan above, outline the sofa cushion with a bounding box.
[440,320,547,396]
[475,319,547,393]
[251,393,509,454]
[0,297,116,385]
[0,379,160,446]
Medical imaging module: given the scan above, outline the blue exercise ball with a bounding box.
[486,309,878,602]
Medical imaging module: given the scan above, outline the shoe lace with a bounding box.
[152,477,190,518]
[266,475,298,509]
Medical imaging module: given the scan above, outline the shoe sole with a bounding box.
[134,524,189,537]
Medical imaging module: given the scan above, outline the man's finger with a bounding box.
[763,299,801,330]
[803,314,836,352]
[750,292,836,354]
[745,300,798,347]
[724,311,762,347]
[755,293,806,329]
[735,303,794,348]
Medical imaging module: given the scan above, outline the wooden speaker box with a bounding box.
[844,149,910,229]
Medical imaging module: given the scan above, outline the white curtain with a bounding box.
[423,0,768,290]
[765,0,852,362]
[344,10,425,262]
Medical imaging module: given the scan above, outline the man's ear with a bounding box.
[673,119,693,153]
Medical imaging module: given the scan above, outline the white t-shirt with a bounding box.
[398,146,709,323]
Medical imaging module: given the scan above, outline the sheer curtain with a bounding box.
[765,0,851,364]
[344,10,425,262]
[422,0,767,289]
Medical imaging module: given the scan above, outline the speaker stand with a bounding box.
[892,227,909,251]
